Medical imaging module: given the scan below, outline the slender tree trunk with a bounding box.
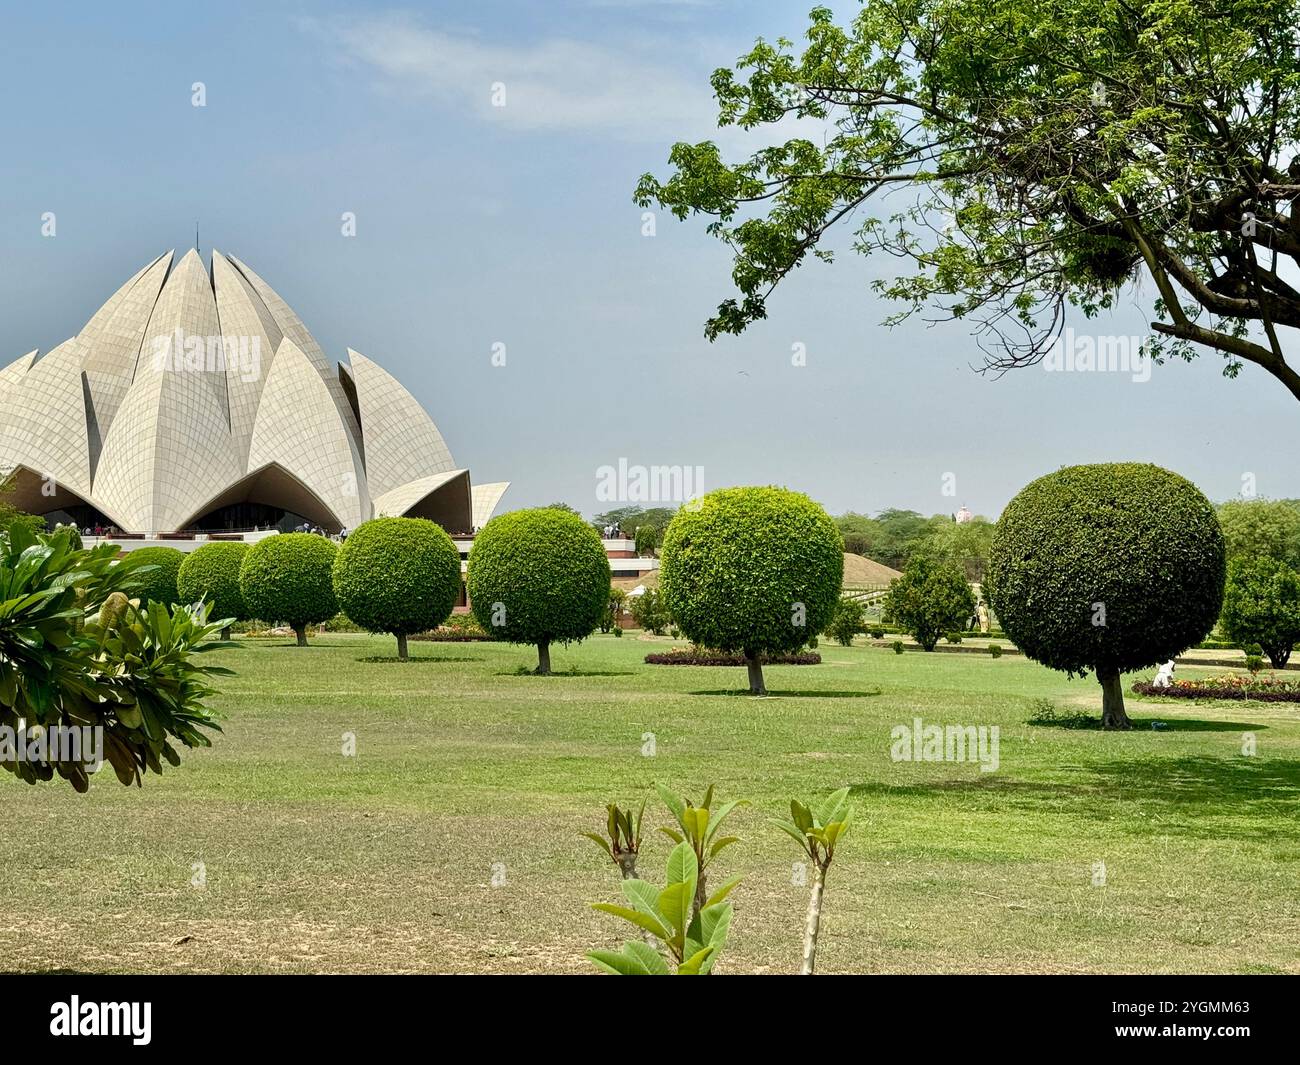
[396,632,409,661]
[801,864,826,974]
[745,650,766,695]
[294,624,307,647]
[220,625,232,641]
[1098,667,1131,730]
[536,640,552,675]
[694,870,708,919]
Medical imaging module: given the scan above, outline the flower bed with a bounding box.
[1132,674,1300,702]
[411,615,493,642]
[645,647,821,666]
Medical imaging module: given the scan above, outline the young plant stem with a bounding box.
[801,862,827,975]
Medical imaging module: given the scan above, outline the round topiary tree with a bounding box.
[177,541,250,640]
[126,546,185,608]
[1220,555,1300,670]
[332,517,462,660]
[467,507,611,674]
[238,533,339,646]
[987,463,1225,729]
[659,486,843,694]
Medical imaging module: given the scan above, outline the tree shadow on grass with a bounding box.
[689,689,882,698]
[1029,715,1269,733]
[1130,715,1268,733]
[850,756,1300,838]
[494,669,638,678]
[358,655,484,664]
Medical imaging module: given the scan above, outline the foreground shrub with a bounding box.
[467,507,611,674]
[239,533,338,647]
[660,486,842,694]
[1219,556,1300,669]
[883,556,974,652]
[588,841,735,975]
[127,546,185,607]
[988,463,1225,730]
[587,783,744,975]
[0,525,226,792]
[332,517,461,660]
[177,541,249,639]
[645,647,821,666]
[584,781,855,975]
[655,783,746,914]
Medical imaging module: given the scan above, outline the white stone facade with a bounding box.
[0,251,507,534]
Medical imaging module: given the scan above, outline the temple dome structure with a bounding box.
[0,250,507,535]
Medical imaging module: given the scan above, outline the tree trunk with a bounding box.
[801,865,826,975]
[396,632,408,661]
[536,640,552,675]
[220,625,231,641]
[1098,667,1131,730]
[295,625,307,647]
[745,651,766,695]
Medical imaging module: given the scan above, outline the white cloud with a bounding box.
[303,13,727,142]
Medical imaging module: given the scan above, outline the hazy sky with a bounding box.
[2,0,1298,520]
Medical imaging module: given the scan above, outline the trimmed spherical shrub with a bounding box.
[987,463,1225,729]
[467,507,611,674]
[239,533,339,646]
[127,546,185,608]
[177,541,249,638]
[332,517,462,660]
[659,486,843,694]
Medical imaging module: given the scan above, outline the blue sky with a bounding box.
[2,0,1297,519]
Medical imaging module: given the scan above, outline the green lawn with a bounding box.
[3,633,1297,974]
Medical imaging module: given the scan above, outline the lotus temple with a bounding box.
[0,250,509,543]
